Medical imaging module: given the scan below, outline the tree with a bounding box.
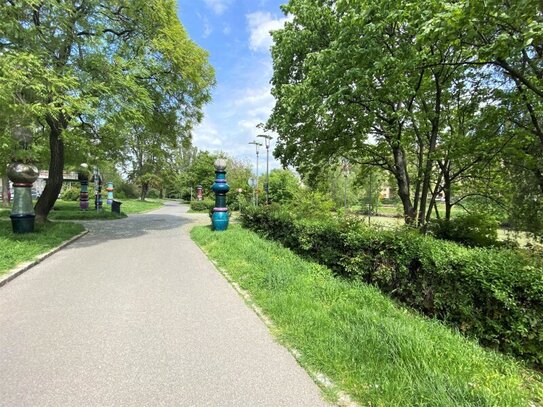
[0,0,214,220]
[265,169,301,204]
[268,0,466,225]
[268,0,541,235]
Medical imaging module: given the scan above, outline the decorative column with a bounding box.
[78,163,90,210]
[7,162,39,233]
[197,185,203,201]
[106,182,114,205]
[92,167,103,211]
[211,159,230,231]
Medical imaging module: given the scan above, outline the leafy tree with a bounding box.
[265,168,301,204]
[268,0,465,225]
[0,0,214,220]
[267,0,541,237]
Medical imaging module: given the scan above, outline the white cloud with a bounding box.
[192,116,223,149]
[222,24,231,35]
[203,23,213,38]
[246,12,292,52]
[204,0,231,15]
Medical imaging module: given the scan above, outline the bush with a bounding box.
[117,182,139,199]
[190,198,214,212]
[61,186,80,201]
[428,213,500,247]
[240,205,543,368]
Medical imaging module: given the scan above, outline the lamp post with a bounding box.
[257,134,273,205]
[248,141,262,206]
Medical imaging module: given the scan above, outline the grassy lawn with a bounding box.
[191,224,543,406]
[0,221,85,276]
[47,199,163,220]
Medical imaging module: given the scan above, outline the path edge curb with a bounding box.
[0,229,89,289]
[189,226,358,407]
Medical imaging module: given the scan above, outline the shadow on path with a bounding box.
[72,202,207,248]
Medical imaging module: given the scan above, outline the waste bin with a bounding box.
[111,200,122,214]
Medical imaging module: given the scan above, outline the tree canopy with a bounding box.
[267,0,543,236]
[0,0,215,220]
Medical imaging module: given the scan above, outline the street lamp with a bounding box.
[248,141,262,205]
[257,134,273,205]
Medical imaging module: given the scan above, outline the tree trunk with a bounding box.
[443,173,452,221]
[140,182,148,201]
[392,145,415,224]
[159,187,164,199]
[35,120,65,222]
[1,173,9,208]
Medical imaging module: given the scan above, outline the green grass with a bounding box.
[0,221,85,276]
[47,199,163,220]
[191,225,543,406]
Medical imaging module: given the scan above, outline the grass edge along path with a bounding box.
[45,199,164,220]
[0,221,85,276]
[191,225,543,406]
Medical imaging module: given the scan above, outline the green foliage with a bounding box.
[60,186,80,202]
[267,0,543,233]
[266,168,301,204]
[190,198,214,212]
[192,224,543,406]
[240,206,543,368]
[285,190,336,219]
[0,0,215,218]
[0,221,85,276]
[116,182,140,199]
[428,214,500,248]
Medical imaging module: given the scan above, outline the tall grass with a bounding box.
[191,225,543,406]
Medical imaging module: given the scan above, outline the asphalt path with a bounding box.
[0,202,329,406]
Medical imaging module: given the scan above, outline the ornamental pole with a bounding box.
[211,158,230,231]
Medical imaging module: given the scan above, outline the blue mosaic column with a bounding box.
[211,159,229,231]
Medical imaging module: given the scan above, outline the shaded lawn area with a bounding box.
[191,224,543,407]
[47,199,163,220]
[0,221,85,276]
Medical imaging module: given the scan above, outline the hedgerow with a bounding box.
[240,205,543,368]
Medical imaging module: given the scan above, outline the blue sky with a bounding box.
[176,0,289,173]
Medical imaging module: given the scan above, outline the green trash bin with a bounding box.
[111,200,122,214]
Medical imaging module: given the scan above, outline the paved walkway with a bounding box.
[0,202,329,406]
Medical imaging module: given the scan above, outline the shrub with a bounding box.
[240,205,543,368]
[190,198,214,212]
[428,213,500,247]
[61,186,80,201]
[117,182,139,199]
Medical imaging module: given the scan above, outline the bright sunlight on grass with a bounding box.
[191,225,543,406]
[0,221,85,276]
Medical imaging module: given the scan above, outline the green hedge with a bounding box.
[190,198,214,212]
[240,205,543,368]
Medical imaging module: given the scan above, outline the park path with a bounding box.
[0,202,329,406]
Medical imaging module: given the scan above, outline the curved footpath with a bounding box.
[0,202,329,406]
